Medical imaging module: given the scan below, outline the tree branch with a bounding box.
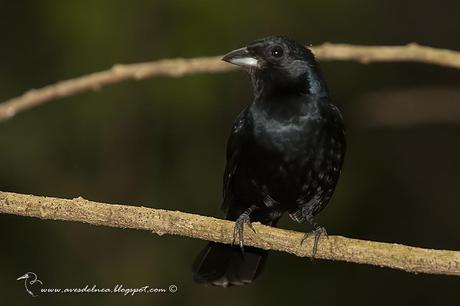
[1,190,459,276]
[1,43,460,123]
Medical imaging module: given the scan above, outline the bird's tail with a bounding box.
[192,242,267,287]
[192,214,279,287]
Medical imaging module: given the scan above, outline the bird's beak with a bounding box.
[222,47,259,68]
[17,274,28,280]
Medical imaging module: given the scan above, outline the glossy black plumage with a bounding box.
[193,36,346,287]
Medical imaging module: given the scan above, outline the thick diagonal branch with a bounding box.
[0,191,459,276]
[1,43,460,122]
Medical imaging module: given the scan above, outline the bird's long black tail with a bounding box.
[192,242,267,287]
[192,215,278,287]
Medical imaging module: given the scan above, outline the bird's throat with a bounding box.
[251,65,328,100]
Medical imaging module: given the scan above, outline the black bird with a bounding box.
[193,36,346,287]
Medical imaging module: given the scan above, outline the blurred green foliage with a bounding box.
[1,1,459,305]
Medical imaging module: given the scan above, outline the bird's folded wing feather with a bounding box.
[222,108,249,211]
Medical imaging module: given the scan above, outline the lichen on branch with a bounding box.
[1,191,459,276]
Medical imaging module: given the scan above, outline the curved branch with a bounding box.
[1,43,460,122]
[313,43,460,68]
[1,190,459,276]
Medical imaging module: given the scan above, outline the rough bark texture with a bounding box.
[1,191,459,276]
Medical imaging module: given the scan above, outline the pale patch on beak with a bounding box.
[17,274,28,280]
[222,47,259,68]
[228,57,258,68]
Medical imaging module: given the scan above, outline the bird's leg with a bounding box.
[300,209,327,258]
[232,205,258,252]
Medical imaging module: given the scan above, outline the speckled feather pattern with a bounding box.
[223,93,345,224]
[193,36,346,287]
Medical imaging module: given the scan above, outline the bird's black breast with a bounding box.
[223,95,345,219]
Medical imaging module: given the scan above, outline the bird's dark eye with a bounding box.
[271,46,284,58]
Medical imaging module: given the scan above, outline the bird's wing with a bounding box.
[221,108,248,212]
[290,102,346,223]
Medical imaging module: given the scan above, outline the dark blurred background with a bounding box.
[1,1,459,305]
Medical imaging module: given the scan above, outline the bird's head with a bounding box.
[222,36,327,97]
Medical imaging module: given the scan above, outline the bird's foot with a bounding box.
[232,212,256,252]
[301,226,327,258]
